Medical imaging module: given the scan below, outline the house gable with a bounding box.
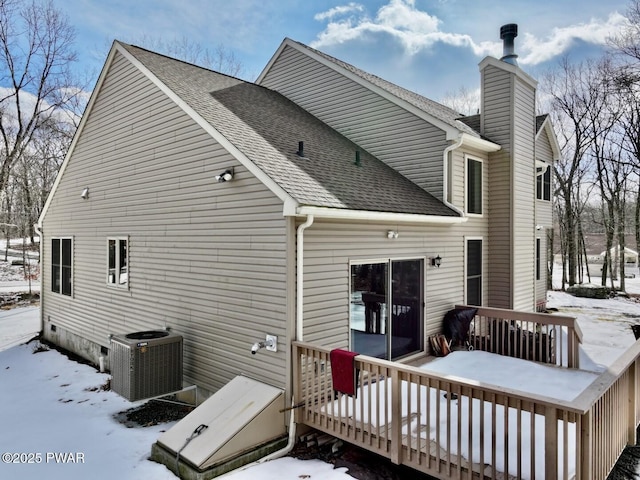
[257,39,499,203]
[38,47,291,394]
[535,114,561,162]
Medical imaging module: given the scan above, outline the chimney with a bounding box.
[499,24,518,66]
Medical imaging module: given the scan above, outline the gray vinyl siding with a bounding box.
[482,65,513,309]
[512,79,536,311]
[300,219,487,351]
[535,132,554,227]
[41,51,289,394]
[482,62,536,311]
[260,45,449,200]
[535,131,555,305]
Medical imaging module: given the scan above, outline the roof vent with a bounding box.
[354,150,361,167]
[297,141,304,157]
[499,24,518,66]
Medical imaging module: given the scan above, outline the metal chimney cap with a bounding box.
[500,24,519,65]
[500,24,518,40]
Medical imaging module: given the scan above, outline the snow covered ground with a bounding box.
[1,270,640,479]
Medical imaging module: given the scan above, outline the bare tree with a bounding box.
[131,35,245,78]
[609,0,640,65]
[540,58,610,287]
[609,2,640,268]
[439,86,480,116]
[0,0,79,216]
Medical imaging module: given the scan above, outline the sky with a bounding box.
[47,0,633,102]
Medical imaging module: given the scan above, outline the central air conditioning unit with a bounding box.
[109,330,183,402]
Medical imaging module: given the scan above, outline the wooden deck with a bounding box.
[293,307,640,480]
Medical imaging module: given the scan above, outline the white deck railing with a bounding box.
[459,305,582,369]
[293,336,640,479]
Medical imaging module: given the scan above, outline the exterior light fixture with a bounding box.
[387,230,398,239]
[215,168,234,183]
[81,187,89,199]
[431,255,442,268]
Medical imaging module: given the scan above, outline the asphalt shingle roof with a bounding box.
[120,43,459,218]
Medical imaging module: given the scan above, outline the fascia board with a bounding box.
[295,206,466,224]
[255,38,289,85]
[536,116,561,161]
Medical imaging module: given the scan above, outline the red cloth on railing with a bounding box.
[330,349,359,396]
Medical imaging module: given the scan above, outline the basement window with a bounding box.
[107,237,128,288]
[52,237,73,296]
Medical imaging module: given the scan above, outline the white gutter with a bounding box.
[295,207,465,224]
[296,215,314,342]
[442,136,465,216]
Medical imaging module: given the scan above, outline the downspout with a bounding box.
[221,214,315,474]
[33,223,44,333]
[295,215,314,342]
[443,136,465,216]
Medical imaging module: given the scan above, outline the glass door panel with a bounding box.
[390,259,423,359]
[350,263,388,359]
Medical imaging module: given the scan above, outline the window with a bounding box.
[350,259,423,360]
[466,157,482,214]
[537,165,551,201]
[536,238,541,281]
[52,238,72,296]
[466,239,482,306]
[107,238,128,288]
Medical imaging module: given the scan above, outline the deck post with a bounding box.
[579,409,593,480]
[629,360,637,445]
[390,368,402,465]
[292,344,301,423]
[567,332,575,368]
[545,406,558,479]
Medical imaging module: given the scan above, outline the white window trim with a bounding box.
[107,236,129,289]
[536,163,551,202]
[52,236,74,297]
[465,155,484,216]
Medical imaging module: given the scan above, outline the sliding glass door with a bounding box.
[350,259,423,360]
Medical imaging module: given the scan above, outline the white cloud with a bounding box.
[310,0,498,55]
[376,0,439,35]
[311,1,627,64]
[519,12,629,65]
[314,3,364,21]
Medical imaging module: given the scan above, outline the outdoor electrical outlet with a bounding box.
[266,334,277,352]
